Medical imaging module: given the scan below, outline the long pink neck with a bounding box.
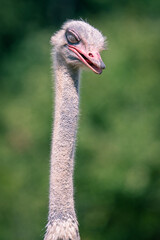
[49,52,80,222]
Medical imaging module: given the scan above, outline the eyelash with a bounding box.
[66,30,80,44]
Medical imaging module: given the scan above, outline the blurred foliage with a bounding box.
[0,0,160,59]
[0,0,160,240]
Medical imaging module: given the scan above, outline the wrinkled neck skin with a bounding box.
[49,51,80,223]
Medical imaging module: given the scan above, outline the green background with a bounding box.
[0,1,160,239]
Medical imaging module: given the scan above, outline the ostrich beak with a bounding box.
[68,45,105,74]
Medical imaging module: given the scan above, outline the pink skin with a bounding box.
[68,44,105,74]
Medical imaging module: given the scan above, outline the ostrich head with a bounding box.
[51,20,106,74]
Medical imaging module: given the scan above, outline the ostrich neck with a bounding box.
[49,52,80,221]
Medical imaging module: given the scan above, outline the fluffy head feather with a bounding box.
[51,20,106,74]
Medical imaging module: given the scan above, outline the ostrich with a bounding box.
[44,20,106,240]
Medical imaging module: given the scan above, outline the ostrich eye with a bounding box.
[66,29,80,44]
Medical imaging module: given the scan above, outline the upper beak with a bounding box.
[68,45,105,74]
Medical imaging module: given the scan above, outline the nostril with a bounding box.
[88,52,94,57]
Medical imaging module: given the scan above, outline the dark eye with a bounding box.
[66,29,80,44]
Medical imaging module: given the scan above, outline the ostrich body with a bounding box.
[44,20,106,240]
